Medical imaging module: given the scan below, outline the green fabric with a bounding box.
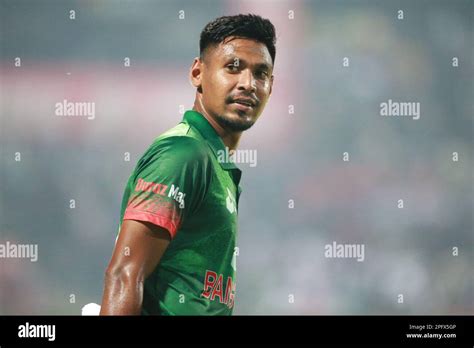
[117,110,242,315]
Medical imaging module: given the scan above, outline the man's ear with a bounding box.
[189,57,203,92]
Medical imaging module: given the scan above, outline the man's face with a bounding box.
[196,37,274,132]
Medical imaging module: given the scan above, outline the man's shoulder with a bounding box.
[140,122,209,167]
[156,123,207,153]
[157,121,191,140]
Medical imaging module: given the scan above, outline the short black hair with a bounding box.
[199,14,276,65]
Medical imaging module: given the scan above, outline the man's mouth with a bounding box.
[233,99,255,107]
[230,98,257,112]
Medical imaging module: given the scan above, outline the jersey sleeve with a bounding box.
[123,136,211,239]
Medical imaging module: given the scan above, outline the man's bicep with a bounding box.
[109,220,171,280]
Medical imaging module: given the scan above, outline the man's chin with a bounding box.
[216,112,256,132]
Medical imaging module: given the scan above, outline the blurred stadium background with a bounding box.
[0,0,472,314]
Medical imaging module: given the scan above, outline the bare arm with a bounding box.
[100,220,171,315]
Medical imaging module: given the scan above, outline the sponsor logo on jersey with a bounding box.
[201,270,236,309]
[135,179,185,208]
[135,178,168,195]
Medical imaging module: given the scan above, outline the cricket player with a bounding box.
[100,14,276,315]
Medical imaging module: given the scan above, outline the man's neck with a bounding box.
[192,98,242,151]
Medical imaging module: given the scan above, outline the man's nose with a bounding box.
[237,69,257,92]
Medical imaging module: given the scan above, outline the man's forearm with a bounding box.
[100,272,144,315]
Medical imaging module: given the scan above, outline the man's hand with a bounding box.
[99,220,171,315]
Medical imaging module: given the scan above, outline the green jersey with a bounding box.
[117,110,242,315]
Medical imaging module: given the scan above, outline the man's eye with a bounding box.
[257,70,269,78]
[227,64,239,72]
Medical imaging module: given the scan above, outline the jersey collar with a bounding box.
[183,110,240,171]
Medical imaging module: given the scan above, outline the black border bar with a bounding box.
[0,315,472,345]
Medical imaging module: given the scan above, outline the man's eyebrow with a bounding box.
[254,62,272,71]
[224,56,272,70]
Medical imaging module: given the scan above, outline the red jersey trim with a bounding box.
[123,208,179,239]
